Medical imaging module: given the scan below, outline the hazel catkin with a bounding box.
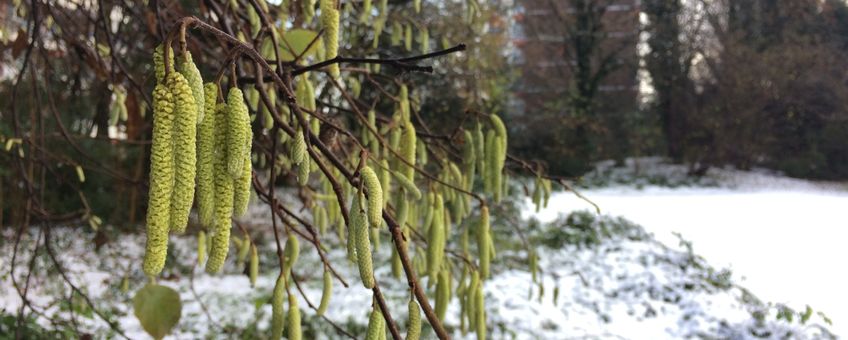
[352,192,375,288]
[176,51,205,124]
[365,306,385,340]
[167,72,198,234]
[206,104,234,274]
[249,244,259,287]
[478,206,490,279]
[196,83,218,227]
[406,299,422,340]
[360,166,383,228]
[287,293,302,340]
[143,83,175,277]
[226,87,251,178]
[320,0,341,78]
[316,267,332,316]
[271,274,286,339]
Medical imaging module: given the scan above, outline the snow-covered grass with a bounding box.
[1,158,844,339]
[527,158,848,337]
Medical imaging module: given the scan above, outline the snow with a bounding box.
[2,158,845,339]
[525,160,848,337]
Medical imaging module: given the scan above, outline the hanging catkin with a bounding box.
[359,0,372,22]
[291,128,307,165]
[353,192,375,288]
[249,244,259,287]
[284,234,300,278]
[226,87,251,178]
[360,166,383,228]
[206,103,234,274]
[347,193,361,263]
[287,293,302,340]
[320,0,340,78]
[400,121,417,181]
[196,83,217,227]
[317,267,332,316]
[167,72,197,234]
[418,27,429,54]
[406,299,422,340]
[391,169,422,200]
[271,274,286,339]
[176,51,205,124]
[478,206,490,279]
[153,44,173,84]
[233,147,253,216]
[404,24,413,52]
[365,306,385,340]
[427,194,445,279]
[143,83,175,277]
[435,269,449,321]
[197,230,207,265]
[475,280,486,340]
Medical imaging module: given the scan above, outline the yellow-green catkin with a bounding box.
[167,72,197,234]
[347,193,363,262]
[153,44,173,84]
[478,206,490,279]
[197,83,218,227]
[404,24,413,52]
[418,27,429,54]
[379,159,391,207]
[427,194,445,279]
[474,123,485,177]
[284,234,300,278]
[320,0,340,78]
[227,87,251,178]
[287,293,302,340]
[233,150,253,216]
[176,51,205,124]
[271,274,286,339]
[435,269,450,321]
[249,244,259,287]
[392,169,422,199]
[462,130,476,188]
[529,250,538,283]
[197,230,207,265]
[302,0,316,23]
[291,128,307,165]
[366,306,385,340]
[359,0,372,22]
[414,0,421,13]
[466,272,479,330]
[206,104,234,274]
[475,280,486,340]
[400,121,416,181]
[75,165,86,183]
[143,84,175,277]
[353,192,375,288]
[391,21,403,46]
[360,166,383,228]
[406,299,422,340]
[317,267,332,316]
[399,85,411,120]
[235,237,251,264]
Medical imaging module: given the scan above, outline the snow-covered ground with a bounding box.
[526,159,848,337]
[1,158,844,339]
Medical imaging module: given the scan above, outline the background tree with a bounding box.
[513,0,640,175]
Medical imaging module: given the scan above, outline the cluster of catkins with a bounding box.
[143,45,253,278]
[301,83,507,339]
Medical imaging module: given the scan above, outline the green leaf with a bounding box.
[133,284,182,340]
[278,29,323,62]
[800,305,813,324]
